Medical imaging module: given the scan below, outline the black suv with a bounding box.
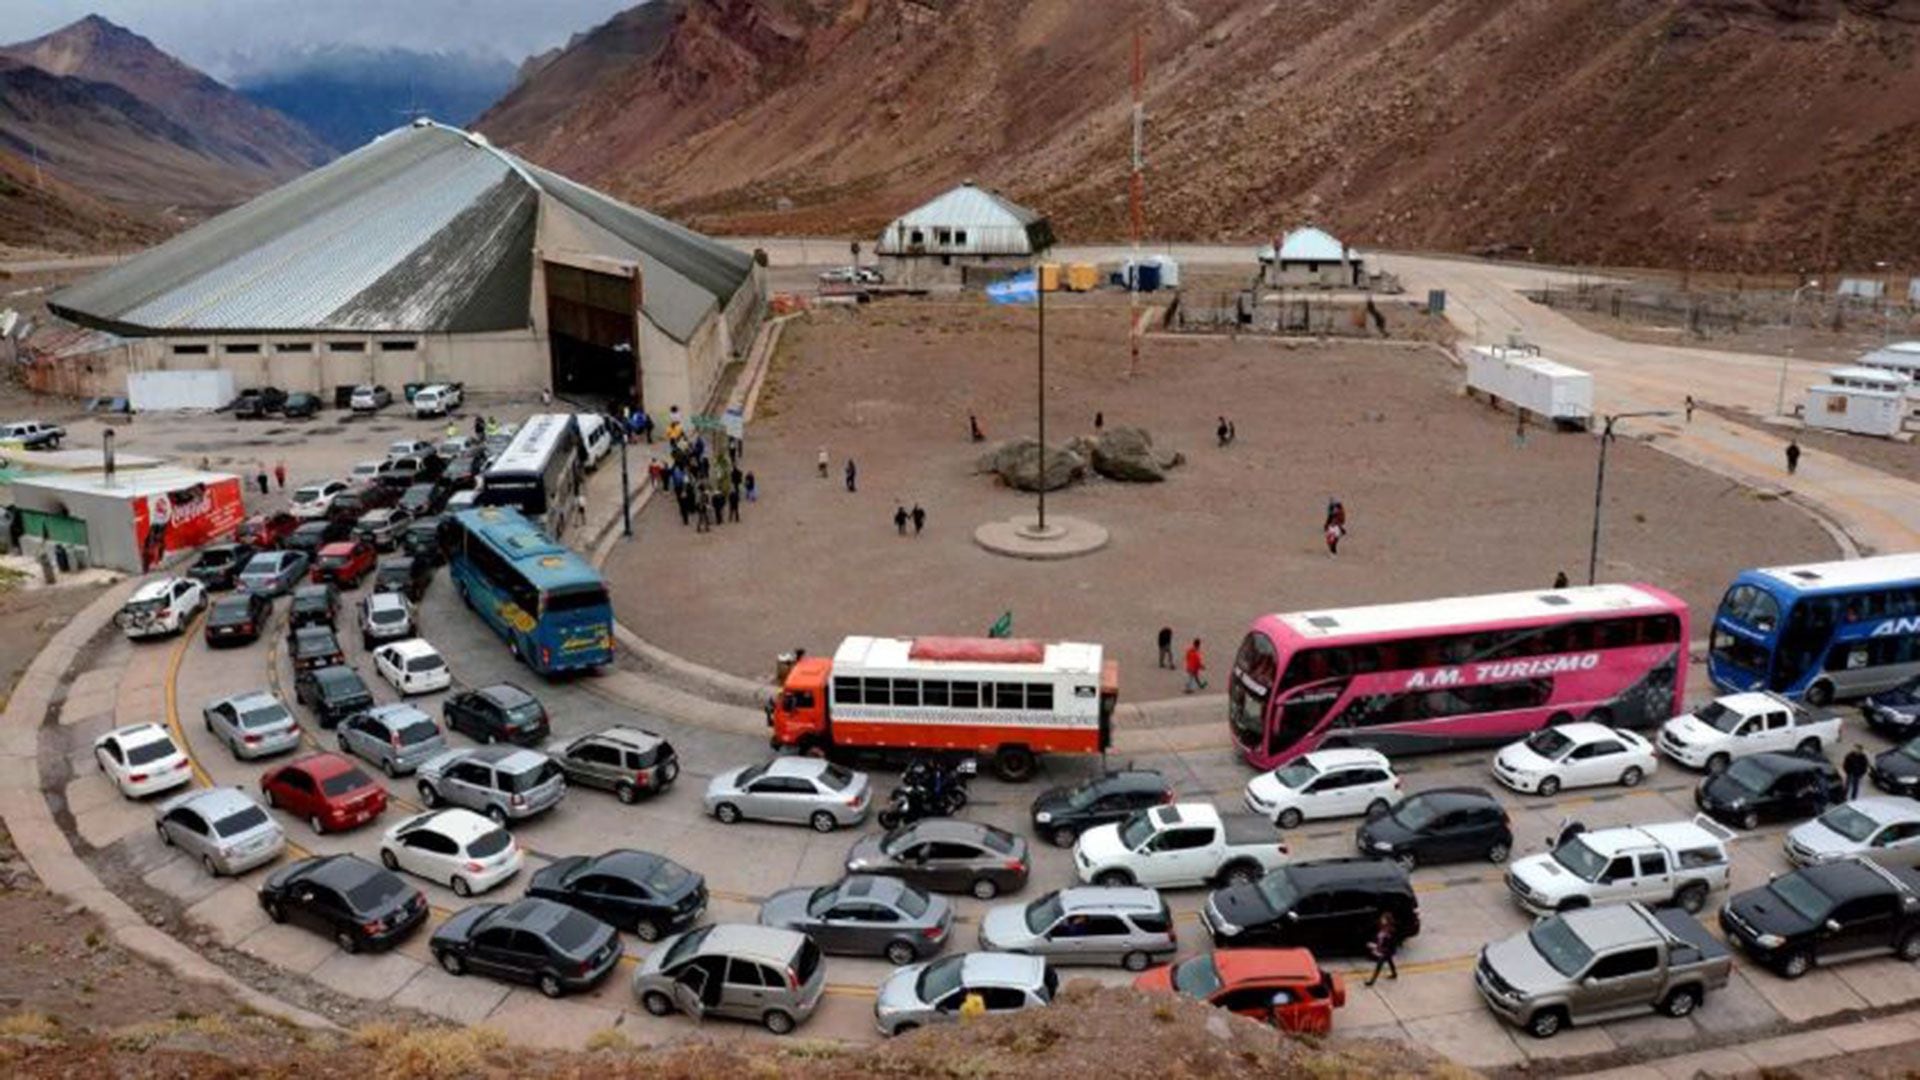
[258,854,426,953]
[1201,857,1418,954]
[1030,768,1173,848]
[374,555,432,601]
[445,684,550,746]
[232,386,288,418]
[397,481,446,517]
[295,664,374,728]
[187,542,257,591]
[1696,752,1844,831]
[1355,787,1512,870]
[282,391,322,419]
[1872,737,1920,797]
[286,519,352,559]
[289,626,345,671]
[442,452,487,491]
[1720,858,1920,978]
[430,897,622,998]
[401,516,447,564]
[288,583,339,630]
[527,849,708,942]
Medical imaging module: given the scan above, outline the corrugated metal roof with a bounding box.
[1258,227,1355,264]
[49,122,751,345]
[875,182,1050,256]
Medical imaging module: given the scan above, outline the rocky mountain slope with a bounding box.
[0,15,330,233]
[477,0,1920,271]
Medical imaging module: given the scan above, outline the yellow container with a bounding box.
[1037,263,1061,292]
[1066,263,1099,291]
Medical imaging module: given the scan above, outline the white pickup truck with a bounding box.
[411,383,463,417]
[1657,691,1841,773]
[1073,802,1290,889]
[1505,816,1735,916]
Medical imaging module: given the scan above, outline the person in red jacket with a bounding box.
[1184,639,1208,694]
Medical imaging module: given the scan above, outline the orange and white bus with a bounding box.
[767,636,1117,781]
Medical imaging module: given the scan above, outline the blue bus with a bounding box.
[445,506,613,676]
[1709,553,1920,705]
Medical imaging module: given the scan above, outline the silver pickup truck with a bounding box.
[1474,902,1731,1038]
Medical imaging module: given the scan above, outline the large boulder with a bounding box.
[1091,425,1182,482]
[975,438,1086,492]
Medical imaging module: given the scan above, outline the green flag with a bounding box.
[988,612,1013,639]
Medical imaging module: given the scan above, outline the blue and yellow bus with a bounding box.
[446,506,613,676]
[1709,553,1920,705]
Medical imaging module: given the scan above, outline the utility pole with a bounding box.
[1774,280,1820,416]
[1588,411,1674,585]
[1037,268,1048,531]
[1127,24,1145,379]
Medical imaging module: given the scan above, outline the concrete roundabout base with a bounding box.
[972,513,1110,559]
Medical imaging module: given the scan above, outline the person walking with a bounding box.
[727,485,741,523]
[694,487,712,533]
[674,481,693,527]
[472,414,485,439]
[1157,626,1174,670]
[1845,744,1870,800]
[1553,570,1569,589]
[1786,439,1802,475]
[273,460,287,490]
[1217,416,1231,447]
[255,468,270,496]
[1325,499,1347,531]
[1094,411,1105,431]
[1184,639,1208,694]
[817,448,829,479]
[744,472,757,502]
[894,505,909,535]
[1685,395,1696,423]
[969,414,984,443]
[911,503,926,535]
[1364,911,1401,987]
[710,487,727,528]
[845,459,858,493]
[1325,521,1345,556]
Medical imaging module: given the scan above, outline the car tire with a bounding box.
[1898,933,1920,962]
[1122,950,1151,972]
[714,803,741,825]
[616,782,639,805]
[1487,841,1511,864]
[1557,897,1590,913]
[1782,950,1813,979]
[335,930,359,954]
[971,877,1001,900]
[380,849,399,871]
[1220,862,1261,886]
[885,940,918,966]
[1741,810,1761,831]
[641,990,674,1016]
[633,918,662,943]
[1796,738,1822,758]
[810,811,837,834]
[1526,1008,1566,1039]
[1536,776,1562,798]
[264,787,278,808]
[1620,766,1644,788]
[452,876,472,898]
[1365,798,1391,818]
[1805,680,1834,707]
[1707,754,1730,775]
[1547,712,1575,728]
[156,822,173,846]
[1095,869,1133,888]
[202,854,220,877]
[1050,826,1078,848]
[1393,851,1418,871]
[1660,985,1700,1018]
[264,899,285,923]
[418,783,440,807]
[538,974,564,999]
[1675,883,1709,914]
[761,1009,796,1036]
[1277,808,1305,830]
[309,815,326,836]
[891,1022,919,1037]
[383,757,400,779]
[486,805,509,826]
[438,950,464,976]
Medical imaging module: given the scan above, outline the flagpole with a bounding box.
[1037,264,1047,531]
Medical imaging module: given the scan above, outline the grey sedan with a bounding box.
[873,951,1055,1036]
[337,703,447,777]
[1786,797,1920,870]
[155,786,285,876]
[845,819,1031,900]
[236,550,309,596]
[759,874,953,965]
[705,757,871,832]
[976,886,1177,970]
[203,691,302,760]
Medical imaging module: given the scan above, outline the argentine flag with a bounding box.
[986,272,1039,306]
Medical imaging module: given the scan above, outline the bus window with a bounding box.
[863,678,892,706]
[1027,683,1054,710]
[922,680,950,707]
[995,683,1025,709]
[833,677,862,704]
[1718,585,1780,634]
[892,679,920,707]
[951,682,980,709]
[1272,686,1345,756]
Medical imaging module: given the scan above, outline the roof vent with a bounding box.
[1538,594,1571,606]
[411,117,432,128]
[960,178,975,187]
[1791,570,1822,581]
[464,130,491,148]
[1306,615,1340,629]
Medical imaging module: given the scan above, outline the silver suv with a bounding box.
[977,886,1176,970]
[359,591,415,649]
[337,703,447,777]
[633,924,828,1035]
[417,746,566,824]
[875,951,1056,1036]
[552,725,679,803]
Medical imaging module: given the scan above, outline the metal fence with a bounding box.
[1168,292,1389,338]
[1528,283,1920,340]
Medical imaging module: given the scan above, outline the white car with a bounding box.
[1657,691,1841,773]
[411,385,461,417]
[289,479,349,520]
[93,723,192,798]
[117,578,206,639]
[373,638,451,696]
[378,807,522,897]
[388,439,436,459]
[348,460,383,484]
[1493,723,1659,796]
[1242,748,1401,828]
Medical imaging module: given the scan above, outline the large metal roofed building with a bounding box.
[47,120,764,414]
[874,181,1054,288]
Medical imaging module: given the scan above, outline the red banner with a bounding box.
[133,477,245,572]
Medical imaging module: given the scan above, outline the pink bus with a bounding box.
[1229,584,1689,769]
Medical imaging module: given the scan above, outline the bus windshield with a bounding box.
[1709,556,1920,698]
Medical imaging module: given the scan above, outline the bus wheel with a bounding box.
[1586,707,1614,728]
[991,745,1036,783]
[1805,680,1834,707]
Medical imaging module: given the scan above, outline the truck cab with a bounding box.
[768,657,833,749]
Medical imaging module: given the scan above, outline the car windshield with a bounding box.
[212,805,270,836]
[406,655,445,673]
[1272,761,1319,790]
[1771,873,1836,921]
[198,549,237,567]
[395,718,438,745]
[1722,758,1775,795]
[240,703,290,729]
[321,769,373,797]
[915,955,966,1003]
[125,740,175,765]
[895,885,929,918]
[318,553,350,567]
[505,703,544,726]
[806,885,839,918]
[1524,729,1574,759]
[660,926,712,969]
[1900,740,1920,763]
[819,764,856,792]
[979,827,1017,854]
[1119,812,1156,849]
[1024,892,1066,934]
[1527,917,1595,977]
[1695,701,1743,733]
[544,586,609,614]
[1063,780,1109,810]
[1171,954,1224,999]
[1816,804,1880,843]
[344,871,405,914]
[212,597,253,618]
[469,829,511,858]
[1551,837,1609,881]
[319,670,365,694]
[1256,870,1300,911]
[645,859,692,893]
[1392,796,1441,831]
[371,608,408,626]
[736,764,769,786]
[504,762,561,793]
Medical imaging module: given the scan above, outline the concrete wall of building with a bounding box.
[878,253,1033,289]
[89,331,551,400]
[1264,260,1364,289]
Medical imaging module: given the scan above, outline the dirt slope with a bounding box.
[478,0,1920,271]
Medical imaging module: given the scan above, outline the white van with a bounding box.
[412,384,462,418]
[576,413,614,470]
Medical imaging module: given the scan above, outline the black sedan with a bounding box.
[283,392,322,418]
[288,583,338,630]
[444,684,549,746]
[187,542,257,591]
[1719,859,1920,978]
[1695,752,1844,831]
[258,854,426,953]
[204,592,272,647]
[1872,737,1920,796]
[397,481,447,517]
[1354,787,1512,869]
[526,849,707,942]
[1030,768,1173,848]
[431,897,622,999]
[294,664,374,728]
[1864,678,1920,739]
[289,626,345,671]
[285,519,352,559]
[374,555,432,601]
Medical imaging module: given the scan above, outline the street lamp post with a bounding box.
[1588,410,1675,586]
[618,427,632,538]
[1774,281,1821,417]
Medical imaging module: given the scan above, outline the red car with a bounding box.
[237,511,300,550]
[261,752,388,834]
[311,541,377,587]
[1134,949,1345,1036]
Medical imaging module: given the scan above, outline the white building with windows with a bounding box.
[1257,226,1369,289]
[874,182,1054,288]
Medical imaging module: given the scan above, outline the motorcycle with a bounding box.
[877,756,975,829]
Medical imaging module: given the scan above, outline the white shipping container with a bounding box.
[127,370,236,411]
[1464,346,1593,429]
[1805,367,1907,438]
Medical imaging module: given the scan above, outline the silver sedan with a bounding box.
[203,691,303,760]
[155,787,285,876]
[873,951,1055,1036]
[759,874,952,964]
[705,757,871,832]
[1786,797,1920,869]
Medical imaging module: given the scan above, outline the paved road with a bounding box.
[0,253,127,277]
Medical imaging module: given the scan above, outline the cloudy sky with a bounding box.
[0,0,639,77]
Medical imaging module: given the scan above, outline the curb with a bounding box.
[0,578,337,1032]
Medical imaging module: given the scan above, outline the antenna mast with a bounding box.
[1128,24,1145,378]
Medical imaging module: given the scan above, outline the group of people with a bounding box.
[249,460,289,496]
[1156,628,1210,694]
[652,416,754,534]
[892,504,928,536]
[819,449,858,492]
